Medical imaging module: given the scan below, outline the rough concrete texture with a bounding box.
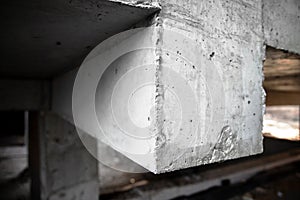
[263,0,300,54]
[0,0,159,78]
[72,0,265,174]
[38,112,98,200]
[153,0,265,173]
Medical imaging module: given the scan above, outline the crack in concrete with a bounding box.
[200,125,238,164]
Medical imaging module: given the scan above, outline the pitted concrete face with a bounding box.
[72,16,264,173]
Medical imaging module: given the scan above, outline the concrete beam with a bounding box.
[263,0,300,54]
[52,69,77,122]
[0,79,50,110]
[0,0,160,79]
[0,0,159,109]
[66,0,265,173]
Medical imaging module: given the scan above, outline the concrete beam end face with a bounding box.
[72,22,264,173]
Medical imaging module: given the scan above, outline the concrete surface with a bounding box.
[30,112,99,200]
[153,0,265,173]
[0,146,29,200]
[0,0,159,78]
[0,0,299,196]
[0,80,50,110]
[264,46,300,93]
[263,0,300,54]
[70,0,265,174]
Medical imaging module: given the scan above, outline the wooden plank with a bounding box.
[0,0,159,79]
[266,91,300,106]
[264,76,300,92]
[264,46,300,93]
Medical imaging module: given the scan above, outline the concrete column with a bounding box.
[28,112,98,200]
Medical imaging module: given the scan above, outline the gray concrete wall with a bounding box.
[0,80,50,110]
[149,0,265,173]
[263,0,300,54]
[29,112,98,200]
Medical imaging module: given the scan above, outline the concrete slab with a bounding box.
[153,0,265,173]
[0,0,159,78]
